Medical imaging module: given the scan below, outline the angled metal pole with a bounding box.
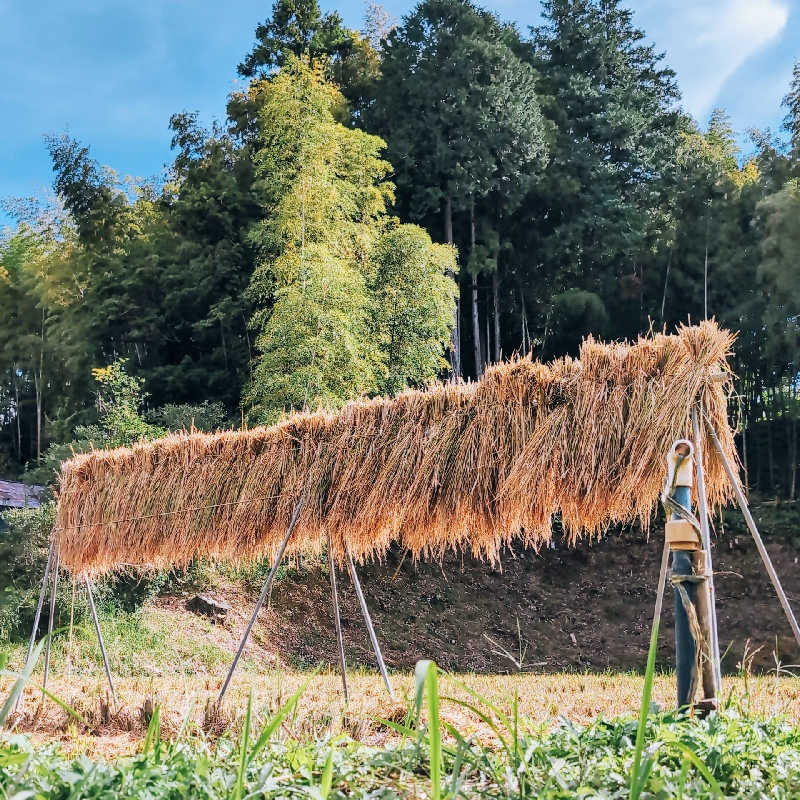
[85,574,118,707]
[692,406,722,695]
[217,495,305,705]
[42,546,61,699]
[346,545,394,700]
[327,532,349,702]
[651,540,670,638]
[707,425,800,649]
[14,538,55,712]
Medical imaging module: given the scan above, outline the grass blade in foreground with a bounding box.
[630,539,670,800]
[415,660,441,800]
[0,637,47,727]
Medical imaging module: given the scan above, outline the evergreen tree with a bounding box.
[528,0,680,351]
[236,0,379,120]
[783,59,800,165]
[369,0,547,377]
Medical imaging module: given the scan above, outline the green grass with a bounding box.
[3,639,800,798]
[3,691,800,798]
[4,610,232,679]
[3,604,800,798]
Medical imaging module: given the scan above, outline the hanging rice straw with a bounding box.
[55,321,739,575]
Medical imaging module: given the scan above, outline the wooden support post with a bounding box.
[345,546,394,700]
[14,539,55,712]
[85,574,118,707]
[217,496,305,705]
[707,425,800,650]
[327,532,349,703]
[42,546,61,699]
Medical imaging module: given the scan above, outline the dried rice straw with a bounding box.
[55,321,739,575]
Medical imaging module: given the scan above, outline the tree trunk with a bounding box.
[492,271,500,362]
[34,371,42,463]
[444,192,460,379]
[485,308,490,369]
[791,381,797,501]
[742,372,750,499]
[660,247,673,322]
[470,198,482,378]
[220,318,229,371]
[35,314,44,463]
[767,387,775,496]
[13,367,21,461]
[471,274,482,378]
[519,285,529,353]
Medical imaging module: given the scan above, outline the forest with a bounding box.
[2,0,799,497]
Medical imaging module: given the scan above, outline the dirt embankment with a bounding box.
[175,508,800,676]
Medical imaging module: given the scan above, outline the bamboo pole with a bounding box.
[653,540,671,634]
[85,574,118,707]
[691,407,722,697]
[327,531,349,703]
[707,425,800,649]
[14,539,55,712]
[345,546,394,699]
[217,495,305,705]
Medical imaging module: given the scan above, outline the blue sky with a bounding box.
[1,0,797,227]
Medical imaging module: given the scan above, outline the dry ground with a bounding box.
[5,506,800,758]
[6,668,800,759]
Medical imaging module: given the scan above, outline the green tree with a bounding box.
[90,359,164,449]
[0,218,82,466]
[235,0,380,121]
[783,59,800,165]
[527,0,680,351]
[245,58,390,420]
[369,0,547,377]
[245,58,456,420]
[369,224,457,395]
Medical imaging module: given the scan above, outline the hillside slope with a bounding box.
[163,506,800,676]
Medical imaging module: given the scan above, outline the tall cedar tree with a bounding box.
[368,0,547,378]
[527,0,680,354]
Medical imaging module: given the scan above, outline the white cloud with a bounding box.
[642,0,789,118]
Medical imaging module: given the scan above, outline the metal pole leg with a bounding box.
[42,547,61,699]
[85,574,118,707]
[653,540,671,632]
[327,532,349,702]
[707,426,800,649]
[692,407,722,695]
[346,546,394,700]
[14,539,55,712]
[217,496,305,705]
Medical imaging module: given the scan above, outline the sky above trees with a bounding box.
[0,0,796,227]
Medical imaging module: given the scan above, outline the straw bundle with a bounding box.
[56,321,739,575]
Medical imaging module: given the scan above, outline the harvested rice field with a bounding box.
[6,667,800,759]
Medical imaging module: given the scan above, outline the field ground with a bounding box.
[4,504,800,756]
[6,666,800,758]
[4,597,800,758]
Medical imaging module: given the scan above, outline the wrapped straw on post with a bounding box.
[55,321,740,576]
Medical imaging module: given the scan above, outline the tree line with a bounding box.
[1,0,799,498]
